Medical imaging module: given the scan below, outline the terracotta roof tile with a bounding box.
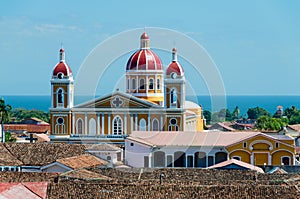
[56,154,108,169]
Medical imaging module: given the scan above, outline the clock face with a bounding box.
[171,72,177,79]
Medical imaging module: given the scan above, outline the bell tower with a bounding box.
[50,48,74,138]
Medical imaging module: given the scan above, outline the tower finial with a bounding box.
[59,46,65,62]
[172,47,177,62]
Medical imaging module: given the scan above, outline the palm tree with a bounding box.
[0,99,12,142]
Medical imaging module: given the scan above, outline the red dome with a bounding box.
[59,48,64,52]
[166,61,184,76]
[126,49,163,71]
[53,61,72,76]
[141,32,149,39]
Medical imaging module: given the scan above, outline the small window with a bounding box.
[127,79,130,90]
[232,156,241,161]
[157,79,160,90]
[132,78,136,90]
[139,78,145,90]
[282,157,290,165]
[107,156,111,161]
[243,142,247,148]
[275,142,279,148]
[130,143,134,146]
[170,118,177,125]
[149,78,154,90]
[57,117,64,124]
[57,72,64,79]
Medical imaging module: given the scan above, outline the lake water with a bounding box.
[2,95,300,116]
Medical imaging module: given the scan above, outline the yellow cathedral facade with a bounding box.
[49,32,204,144]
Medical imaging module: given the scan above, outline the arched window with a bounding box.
[139,118,146,131]
[157,78,160,90]
[76,118,83,134]
[170,88,177,106]
[139,78,145,90]
[132,78,136,90]
[152,118,159,131]
[113,116,123,135]
[55,117,65,134]
[57,88,64,106]
[89,118,96,136]
[149,78,154,90]
[168,118,179,131]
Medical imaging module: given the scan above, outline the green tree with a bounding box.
[5,132,16,142]
[232,106,240,120]
[0,99,12,142]
[10,108,49,123]
[283,106,298,119]
[256,116,286,131]
[218,108,232,121]
[203,110,212,125]
[247,107,271,119]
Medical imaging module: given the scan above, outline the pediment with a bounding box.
[74,91,160,109]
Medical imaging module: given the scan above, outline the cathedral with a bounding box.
[49,32,204,144]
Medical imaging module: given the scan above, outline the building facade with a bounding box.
[125,131,296,168]
[49,33,204,143]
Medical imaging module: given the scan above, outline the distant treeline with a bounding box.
[10,108,50,123]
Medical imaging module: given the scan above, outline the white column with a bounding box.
[101,113,104,135]
[148,112,151,131]
[185,156,188,168]
[124,114,127,135]
[135,114,138,130]
[51,84,53,108]
[130,114,133,133]
[72,113,75,135]
[268,154,272,165]
[108,113,111,135]
[160,114,163,131]
[84,113,88,135]
[97,113,100,135]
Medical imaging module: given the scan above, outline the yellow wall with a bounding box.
[227,134,295,166]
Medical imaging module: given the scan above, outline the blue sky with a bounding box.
[0,0,300,96]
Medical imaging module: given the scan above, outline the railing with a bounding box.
[70,134,128,139]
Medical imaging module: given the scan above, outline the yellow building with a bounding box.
[125,131,296,168]
[49,33,204,143]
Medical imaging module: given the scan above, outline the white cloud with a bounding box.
[34,23,81,33]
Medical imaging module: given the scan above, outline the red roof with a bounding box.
[126,49,163,71]
[207,159,264,173]
[4,124,50,133]
[0,182,48,199]
[166,61,184,76]
[53,61,72,76]
[59,48,64,52]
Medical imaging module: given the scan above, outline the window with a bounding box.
[132,78,136,90]
[152,118,159,131]
[55,117,65,134]
[232,156,241,161]
[57,72,64,79]
[139,78,145,90]
[76,118,83,134]
[57,88,64,105]
[275,142,279,148]
[243,142,247,148]
[157,78,160,90]
[149,78,154,90]
[168,118,179,131]
[113,116,123,135]
[170,88,177,106]
[282,157,290,165]
[130,143,134,146]
[139,118,146,131]
[89,118,96,136]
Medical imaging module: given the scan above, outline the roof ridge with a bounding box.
[22,182,44,199]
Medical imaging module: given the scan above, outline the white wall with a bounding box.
[125,139,152,168]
